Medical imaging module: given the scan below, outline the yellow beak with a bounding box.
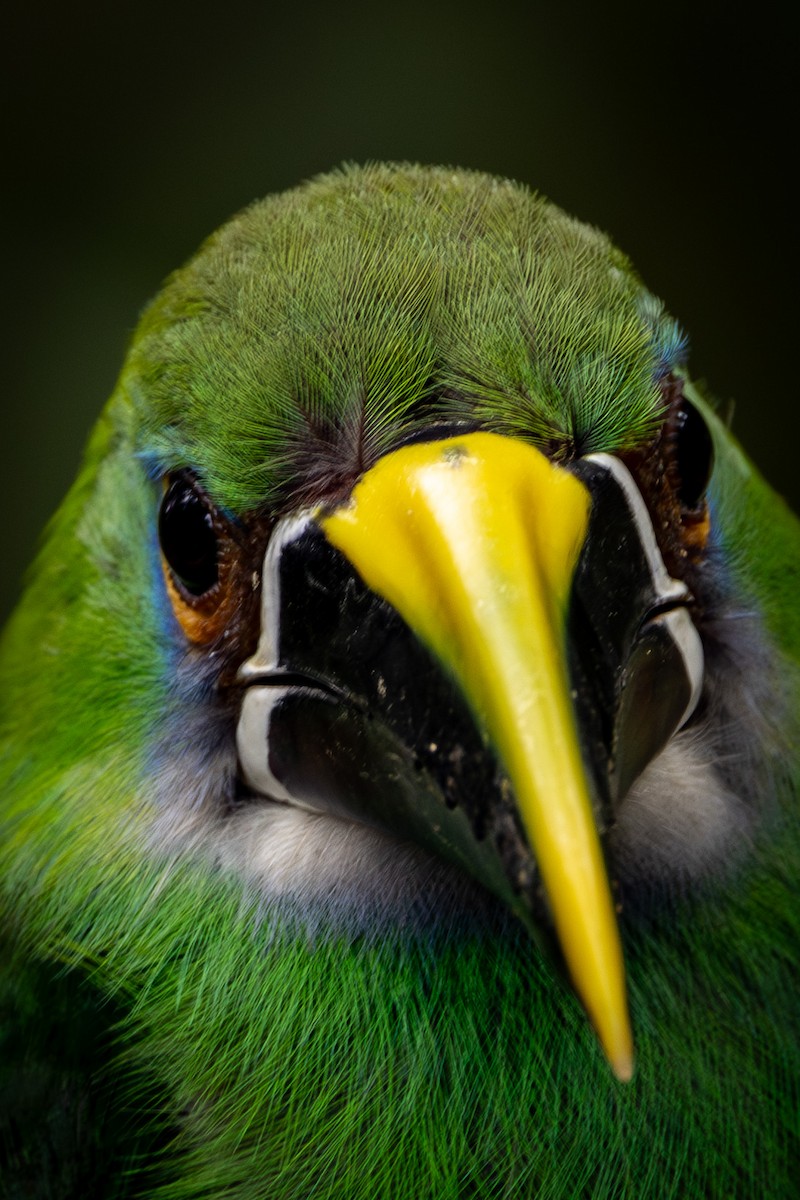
[322,432,633,1082]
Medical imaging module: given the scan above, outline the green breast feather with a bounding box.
[1,163,798,1198]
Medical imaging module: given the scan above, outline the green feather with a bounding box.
[126,163,680,510]
[1,163,798,1198]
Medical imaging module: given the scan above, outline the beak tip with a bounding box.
[588,985,634,1083]
[612,1051,635,1084]
[605,1027,635,1082]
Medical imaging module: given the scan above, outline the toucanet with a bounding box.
[1,163,798,1198]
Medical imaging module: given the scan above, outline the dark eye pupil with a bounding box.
[674,399,714,509]
[159,476,219,596]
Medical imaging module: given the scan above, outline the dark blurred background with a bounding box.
[2,0,796,620]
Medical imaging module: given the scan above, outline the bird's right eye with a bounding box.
[158,473,235,644]
[159,475,219,597]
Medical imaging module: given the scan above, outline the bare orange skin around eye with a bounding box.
[160,547,239,645]
[680,504,712,554]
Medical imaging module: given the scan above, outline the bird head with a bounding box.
[4,164,791,1086]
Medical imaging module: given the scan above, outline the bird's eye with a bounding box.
[158,473,236,644]
[159,475,219,597]
[672,397,714,511]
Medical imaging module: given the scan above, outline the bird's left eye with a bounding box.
[671,396,714,511]
[158,473,235,644]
